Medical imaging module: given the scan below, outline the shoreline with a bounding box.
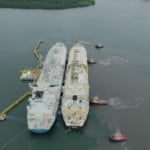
[0,0,95,10]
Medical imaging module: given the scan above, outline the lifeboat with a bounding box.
[88,58,96,64]
[109,129,127,142]
[90,96,108,105]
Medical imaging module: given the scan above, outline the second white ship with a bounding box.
[27,42,67,133]
[61,43,89,128]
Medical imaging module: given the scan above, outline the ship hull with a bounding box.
[61,43,89,128]
[29,129,49,133]
[27,42,67,133]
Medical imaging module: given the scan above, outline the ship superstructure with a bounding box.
[61,43,89,128]
[27,43,67,133]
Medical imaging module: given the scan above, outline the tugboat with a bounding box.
[109,129,127,142]
[90,96,108,105]
[95,43,104,49]
[88,57,96,64]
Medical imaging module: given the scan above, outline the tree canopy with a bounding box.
[0,0,95,9]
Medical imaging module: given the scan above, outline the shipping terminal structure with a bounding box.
[61,43,89,128]
[27,43,67,133]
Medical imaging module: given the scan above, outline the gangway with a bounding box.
[0,91,31,121]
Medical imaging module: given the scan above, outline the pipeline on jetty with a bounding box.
[20,66,41,81]
[0,40,43,120]
[34,40,43,60]
[20,40,43,81]
[0,91,31,121]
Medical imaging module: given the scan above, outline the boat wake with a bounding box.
[28,142,32,150]
[108,96,144,109]
[98,56,129,66]
[77,40,94,46]
[120,142,130,150]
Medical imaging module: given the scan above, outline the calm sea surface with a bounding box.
[0,0,150,149]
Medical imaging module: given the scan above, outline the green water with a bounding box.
[0,0,150,149]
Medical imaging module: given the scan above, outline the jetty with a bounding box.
[0,40,43,120]
[0,91,31,121]
[33,40,43,60]
[20,40,43,81]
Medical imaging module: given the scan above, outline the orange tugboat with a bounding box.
[90,96,108,105]
[88,57,96,64]
[109,129,127,142]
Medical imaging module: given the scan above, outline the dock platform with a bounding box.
[20,67,41,81]
[20,40,43,81]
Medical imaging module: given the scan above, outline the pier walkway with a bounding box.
[34,40,43,60]
[0,91,31,120]
[20,40,43,81]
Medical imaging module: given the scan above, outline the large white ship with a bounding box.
[61,43,89,128]
[27,42,67,133]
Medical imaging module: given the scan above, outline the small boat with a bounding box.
[90,96,108,105]
[109,129,127,142]
[88,57,96,64]
[95,44,104,49]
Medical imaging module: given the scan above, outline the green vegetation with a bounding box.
[0,0,95,9]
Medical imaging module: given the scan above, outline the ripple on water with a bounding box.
[98,56,129,66]
[108,96,144,109]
